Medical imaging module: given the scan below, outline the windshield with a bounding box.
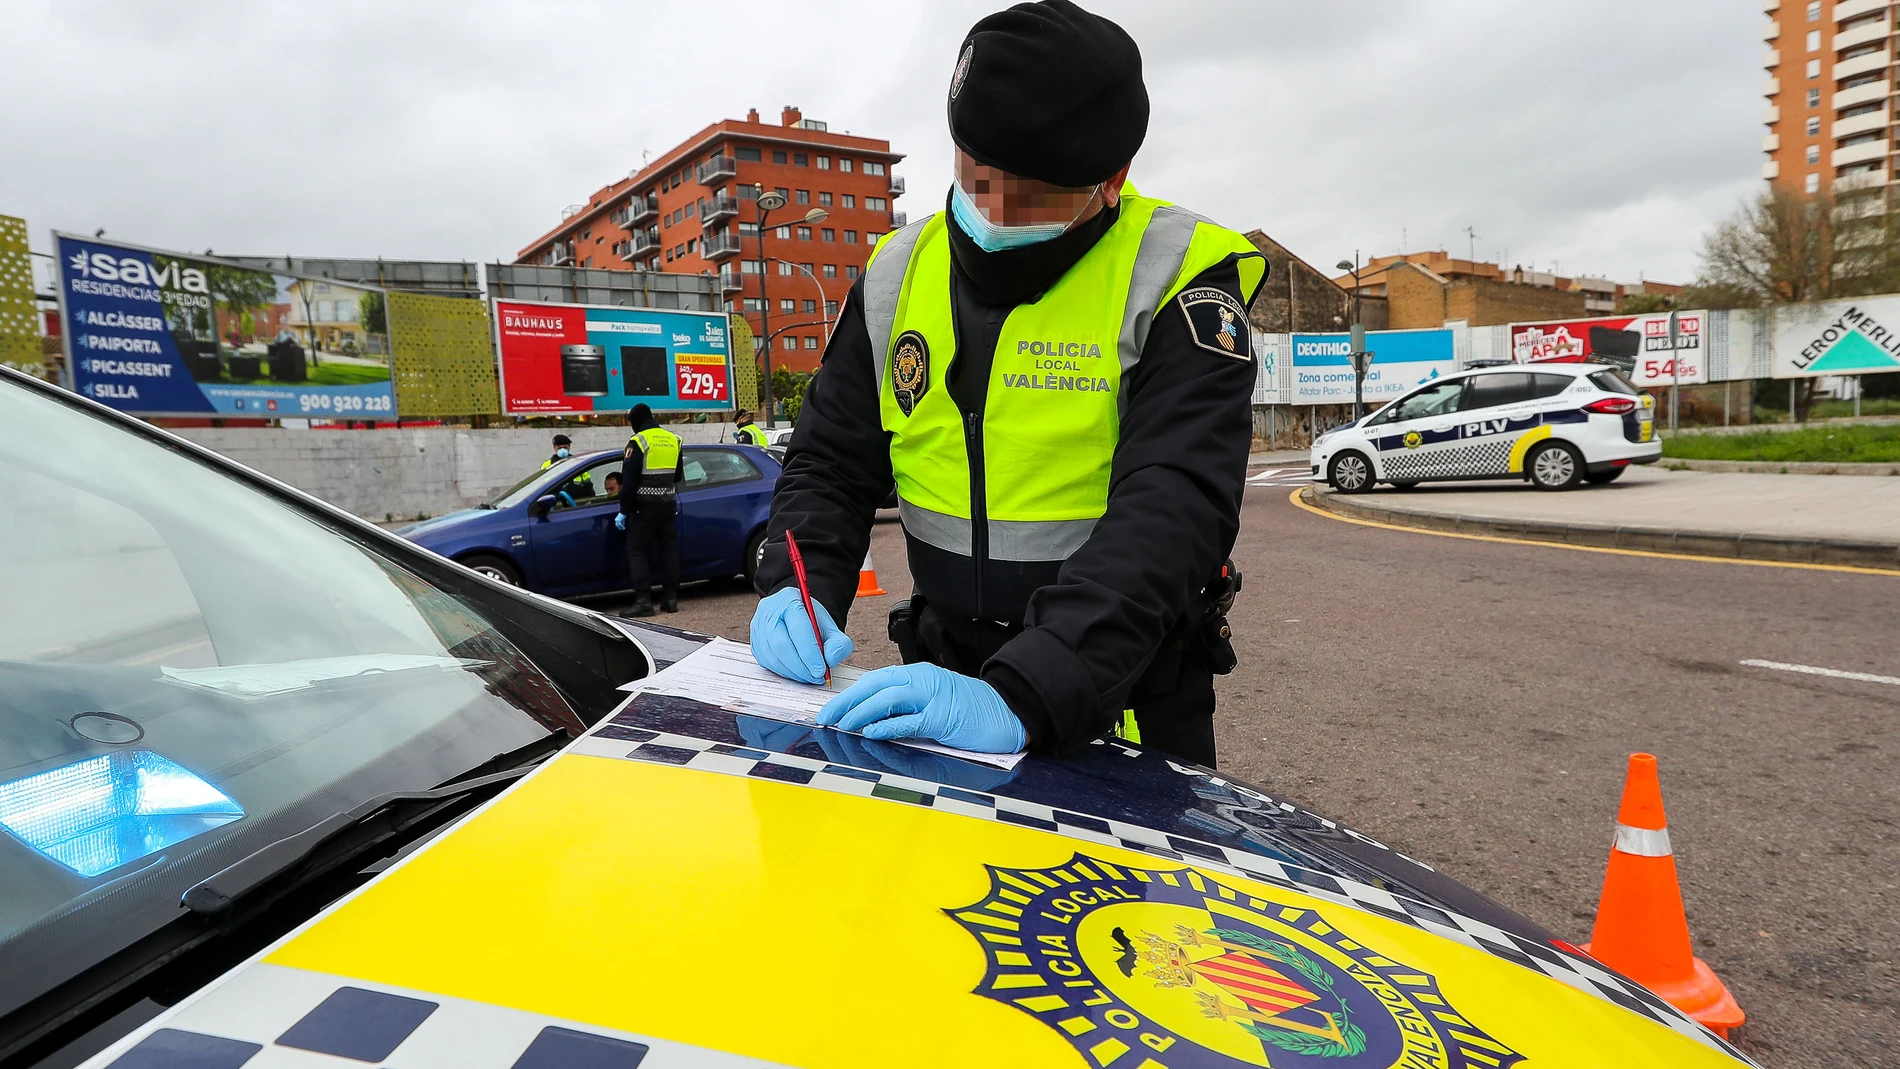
[487,464,561,509]
[0,379,582,1019]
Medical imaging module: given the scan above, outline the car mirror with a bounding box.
[531,493,558,516]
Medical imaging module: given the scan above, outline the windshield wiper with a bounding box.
[181,756,546,915]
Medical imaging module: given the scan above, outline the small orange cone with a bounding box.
[1583,754,1745,1038]
[854,550,887,597]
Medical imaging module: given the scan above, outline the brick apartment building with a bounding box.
[516,107,905,372]
[1761,0,1893,196]
[1334,251,1682,329]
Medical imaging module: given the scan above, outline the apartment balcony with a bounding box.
[1836,0,1888,21]
[1835,165,1889,191]
[1835,17,1891,49]
[1833,136,1890,166]
[1836,48,1891,79]
[628,228,661,258]
[696,155,738,185]
[1764,0,1778,9]
[701,230,744,261]
[891,211,908,228]
[1836,78,1892,107]
[549,242,574,266]
[1764,103,1781,123]
[701,194,738,225]
[888,174,906,196]
[1763,159,1781,179]
[1764,47,1781,69]
[717,267,745,295]
[1834,105,1889,137]
[1763,75,1780,98]
[1763,131,1782,151]
[628,194,657,225]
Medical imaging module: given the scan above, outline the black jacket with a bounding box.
[758,209,1259,753]
[618,418,684,512]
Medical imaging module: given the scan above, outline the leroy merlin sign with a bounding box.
[1776,297,1900,377]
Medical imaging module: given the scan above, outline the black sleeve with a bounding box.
[983,255,1258,751]
[617,441,638,515]
[754,278,893,625]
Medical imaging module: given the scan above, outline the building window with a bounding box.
[1807,115,1822,135]
[803,299,817,313]
[781,298,796,312]
[867,196,887,211]
[1806,58,1820,78]
[1806,172,1821,193]
[686,238,696,252]
[743,297,764,311]
[741,260,761,274]
[776,225,791,239]
[846,265,861,279]
[826,300,839,316]
[773,150,787,164]
[1808,87,1821,107]
[842,194,856,208]
[821,228,836,242]
[1807,1,1820,20]
[794,153,809,166]
[665,248,673,262]
[819,192,833,206]
[779,261,795,276]
[845,230,859,244]
[797,226,813,240]
[1808,143,1821,163]
[736,145,762,161]
[738,184,759,200]
[800,262,814,274]
[823,264,838,278]
[865,231,884,244]
[1807,29,1821,51]
[775,186,790,200]
[739,222,759,235]
[865,162,886,176]
[839,158,854,173]
[782,336,797,350]
[686,201,697,218]
[817,156,831,170]
[796,189,811,204]
[803,336,818,350]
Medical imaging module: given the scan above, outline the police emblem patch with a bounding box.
[950,43,975,100]
[1178,287,1252,360]
[891,329,930,416]
[948,853,1523,1069]
[1403,430,1423,450]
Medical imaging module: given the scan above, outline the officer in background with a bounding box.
[539,433,594,495]
[733,411,769,447]
[749,0,1263,765]
[615,404,684,617]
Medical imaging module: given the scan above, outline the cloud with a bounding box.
[0,0,1761,283]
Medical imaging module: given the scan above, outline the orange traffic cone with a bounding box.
[854,550,887,597]
[1583,754,1745,1038]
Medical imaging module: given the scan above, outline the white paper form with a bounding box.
[619,638,1025,771]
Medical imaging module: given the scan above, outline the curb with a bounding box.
[1300,487,1900,570]
[1660,458,1900,476]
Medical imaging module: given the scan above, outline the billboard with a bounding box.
[1291,328,1455,405]
[1508,312,1705,387]
[493,299,732,415]
[1774,296,1900,378]
[55,234,396,417]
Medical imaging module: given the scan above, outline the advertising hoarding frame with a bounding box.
[1772,296,1900,379]
[1507,311,1708,388]
[489,296,736,417]
[1290,327,1456,406]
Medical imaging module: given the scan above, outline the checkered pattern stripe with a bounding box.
[1381,436,1516,480]
[87,962,787,1068]
[577,727,1757,1065]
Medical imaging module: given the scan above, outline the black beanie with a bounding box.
[628,403,653,427]
[947,0,1148,188]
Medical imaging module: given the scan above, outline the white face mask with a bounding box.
[949,181,1099,253]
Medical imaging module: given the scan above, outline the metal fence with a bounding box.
[484,263,719,310]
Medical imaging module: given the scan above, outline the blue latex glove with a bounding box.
[749,587,853,684]
[819,663,1027,754]
[613,513,626,531]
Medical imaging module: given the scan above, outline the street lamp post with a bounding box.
[766,257,836,344]
[751,190,829,429]
[1336,253,1369,422]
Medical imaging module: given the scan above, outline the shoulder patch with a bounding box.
[891,329,930,415]
[1177,286,1252,360]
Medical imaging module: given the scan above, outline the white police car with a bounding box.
[1311,363,1662,492]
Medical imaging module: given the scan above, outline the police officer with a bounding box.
[540,433,593,497]
[733,411,769,447]
[615,404,685,616]
[749,0,1264,764]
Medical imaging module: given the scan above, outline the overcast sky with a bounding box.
[2,0,1761,286]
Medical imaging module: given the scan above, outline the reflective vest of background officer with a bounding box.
[749,0,1264,766]
[733,412,769,448]
[615,404,684,617]
[539,433,593,496]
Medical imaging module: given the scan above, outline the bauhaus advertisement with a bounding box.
[1290,328,1455,405]
[1774,296,1900,378]
[1509,312,1706,388]
[493,299,732,415]
[55,234,396,417]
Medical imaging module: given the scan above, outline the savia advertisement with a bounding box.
[55,234,396,417]
[1290,328,1454,405]
[1509,312,1705,388]
[1774,295,1900,378]
[494,299,732,415]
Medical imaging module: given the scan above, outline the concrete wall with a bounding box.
[172,423,749,522]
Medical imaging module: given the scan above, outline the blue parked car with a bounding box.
[397,445,780,597]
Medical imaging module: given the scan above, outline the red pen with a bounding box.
[782,529,829,685]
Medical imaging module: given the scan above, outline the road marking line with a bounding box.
[1284,487,1900,578]
[1739,659,1900,687]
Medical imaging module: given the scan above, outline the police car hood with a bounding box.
[81,634,1755,1068]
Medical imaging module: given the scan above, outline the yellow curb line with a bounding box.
[1286,487,1900,578]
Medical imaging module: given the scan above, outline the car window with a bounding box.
[1459,373,1536,410]
[551,458,624,510]
[682,449,762,491]
[1375,380,1466,423]
[1529,373,1574,399]
[1589,369,1640,396]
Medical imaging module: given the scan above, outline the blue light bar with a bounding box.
[0,750,243,878]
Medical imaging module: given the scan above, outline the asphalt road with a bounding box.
[591,483,1899,1067]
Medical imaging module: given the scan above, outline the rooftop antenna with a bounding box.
[1401,226,1407,253]
[1462,225,1480,265]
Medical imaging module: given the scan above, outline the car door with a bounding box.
[526,456,626,596]
[1450,372,1543,476]
[676,447,770,579]
[1362,378,1469,482]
